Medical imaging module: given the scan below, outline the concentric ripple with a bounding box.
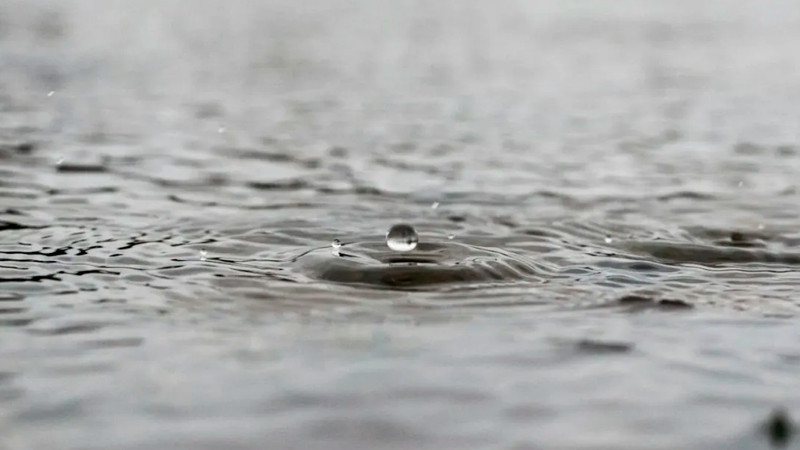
[623,241,800,266]
[293,240,541,289]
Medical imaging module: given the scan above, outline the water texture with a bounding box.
[2,0,800,448]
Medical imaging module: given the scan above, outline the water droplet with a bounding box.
[737,180,744,188]
[386,224,418,252]
[55,157,64,165]
[757,223,765,230]
[431,202,440,210]
[447,234,455,240]
[331,239,341,256]
[47,91,55,97]
[200,249,208,261]
[604,236,613,244]
[217,126,226,134]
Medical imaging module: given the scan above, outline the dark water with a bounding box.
[2,0,800,448]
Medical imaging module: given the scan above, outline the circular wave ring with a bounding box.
[294,241,539,288]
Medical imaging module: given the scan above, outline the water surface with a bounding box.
[2,1,800,448]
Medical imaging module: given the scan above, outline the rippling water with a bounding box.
[2,1,800,448]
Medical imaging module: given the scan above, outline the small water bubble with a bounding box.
[604,236,613,244]
[757,223,765,230]
[431,202,440,210]
[217,126,226,134]
[331,239,342,256]
[47,91,55,97]
[200,249,208,261]
[386,224,418,252]
[55,157,64,166]
[447,234,455,240]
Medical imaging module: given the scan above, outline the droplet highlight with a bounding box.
[200,249,208,261]
[331,239,342,256]
[431,202,440,210]
[386,224,418,252]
